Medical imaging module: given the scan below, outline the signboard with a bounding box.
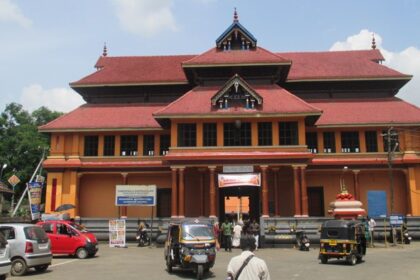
[223,165,254,173]
[27,182,42,220]
[390,215,405,226]
[109,219,126,247]
[8,175,20,187]
[218,173,261,188]
[35,175,45,183]
[115,185,156,206]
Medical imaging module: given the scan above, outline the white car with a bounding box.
[0,232,11,280]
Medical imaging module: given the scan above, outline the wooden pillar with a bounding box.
[359,131,366,153]
[403,169,414,216]
[261,165,269,217]
[98,135,104,156]
[272,121,279,146]
[353,170,360,200]
[216,122,223,147]
[209,166,217,218]
[300,166,308,216]
[293,166,301,216]
[198,168,206,216]
[171,168,178,218]
[75,173,83,217]
[178,168,185,218]
[251,121,258,146]
[317,131,324,153]
[272,168,280,216]
[121,173,128,217]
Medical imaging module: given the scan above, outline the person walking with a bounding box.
[232,220,243,248]
[249,219,260,250]
[368,217,376,247]
[226,234,271,280]
[221,218,233,252]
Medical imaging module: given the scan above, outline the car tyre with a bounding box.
[11,258,28,276]
[76,247,88,259]
[347,254,357,265]
[34,265,49,272]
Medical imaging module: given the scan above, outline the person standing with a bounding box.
[232,221,243,248]
[368,217,376,247]
[221,218,233,252]
[250,219,260,250]
[213,221,221,251]
[226,235,271,280]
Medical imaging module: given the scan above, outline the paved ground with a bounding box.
[11,241,420,280]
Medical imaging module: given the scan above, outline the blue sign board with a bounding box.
[115,185,156,206]
[367,191,387,217]
[116,196,155,206]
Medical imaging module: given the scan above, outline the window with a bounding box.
[224,122,251,146]
[41,223,54,234]
[279,121,298,145]
[365,131,378,152]
[306,132,318,153]
[258,122,272,146]
[341,131,360,153]
[0,227,15,240]
[143,135,155,156]
[120,135,138,156]
[203,123,217,147]
[84,135,98,156]
[160,135,170,155]
[103,135,115,156]
[178,124,196,147]
[323,132,336,153]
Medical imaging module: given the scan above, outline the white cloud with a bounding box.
[330,29,420,107]
[20,84,85,113]
[112,0,177,37]
[0,0,32,28]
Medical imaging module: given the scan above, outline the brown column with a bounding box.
[293,166,301,216]
[403,169,413,216]
[272,168,280,216]
[353,170,360,200]
[209,166,217,218]
[178,168,185,218]
[121,173,128,217]
[261,165,269,217]
[300,166,308,216]
[198,168,206,216]
[171,168,178,218]
[75,173,83,217]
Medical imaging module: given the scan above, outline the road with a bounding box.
[11,242,420,280]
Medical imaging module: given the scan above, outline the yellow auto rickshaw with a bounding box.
[164,218,216,279]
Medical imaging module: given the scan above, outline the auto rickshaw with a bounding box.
[164,218,217,279]
[319,220,367,265]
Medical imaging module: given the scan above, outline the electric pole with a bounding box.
[381,127,399,214]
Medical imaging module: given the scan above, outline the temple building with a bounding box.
[40,11,420,220]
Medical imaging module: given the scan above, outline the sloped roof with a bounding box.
[154,84,321,117]
[0,182,13,194]
[281,50,410,81]
[71,55,194,86]
[309,98,420,127]
[215,21,257,47]
[39,104,165,132]
[183,47,290,66]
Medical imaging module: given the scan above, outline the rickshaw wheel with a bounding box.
[347,254,357,265]
[356,256,363,263]
[320,255,328,264]
[166,254,173,273]
[197,265,204,280]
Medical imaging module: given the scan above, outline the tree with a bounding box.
[0,103,63,210]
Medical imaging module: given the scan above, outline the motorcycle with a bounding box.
[295,230,310,251]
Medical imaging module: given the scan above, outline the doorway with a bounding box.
[308,186,325,216]
[218,186,260,222]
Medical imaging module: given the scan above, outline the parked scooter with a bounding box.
[295,230,310,251]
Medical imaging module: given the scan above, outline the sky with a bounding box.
[0,0,419,113]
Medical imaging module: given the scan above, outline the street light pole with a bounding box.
[0,163,7,179]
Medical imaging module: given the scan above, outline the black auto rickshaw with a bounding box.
[319,220,367,265]
[164,218,216,279]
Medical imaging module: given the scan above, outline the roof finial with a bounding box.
[103,42,108,57]
[371,33,376,50]
[233,7,238,22]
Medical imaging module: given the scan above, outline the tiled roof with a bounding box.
[280,50,410,80]
[309,98,420,127]
[39,103,165,131]
[154,84,321,116]
[71,55,194,86]
[182,47,290,66]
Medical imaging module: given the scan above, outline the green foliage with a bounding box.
[0,103,63,200]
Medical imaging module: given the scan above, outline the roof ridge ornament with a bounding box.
[103,42,108,57]
[233,7,238,22]
[371,33,376,50]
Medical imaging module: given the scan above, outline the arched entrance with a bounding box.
[218,186,260,222]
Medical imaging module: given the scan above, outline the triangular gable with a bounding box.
[216,21,257,50]
[211,74,262,109]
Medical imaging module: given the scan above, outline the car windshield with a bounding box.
[182,224,214,241]
[24,226,48,241]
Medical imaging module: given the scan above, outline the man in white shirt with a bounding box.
[226,235,270,280]
[368,217,376,247]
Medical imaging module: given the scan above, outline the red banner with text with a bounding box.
[218,173,261,188]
